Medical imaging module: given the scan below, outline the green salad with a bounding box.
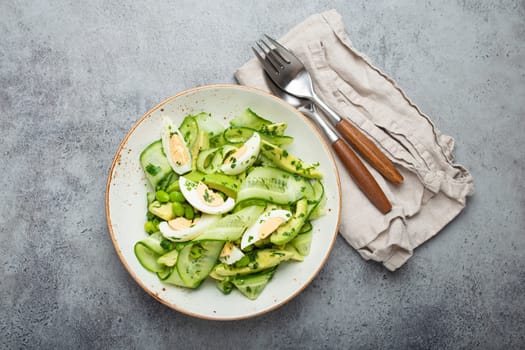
[134,108,326,300]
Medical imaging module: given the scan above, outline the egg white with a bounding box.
[159,214,219,242]
[161,117,192,175]
[219,242,245,265]
[240,209,292,249]
[220,132,261,175]
[179,176,235,215]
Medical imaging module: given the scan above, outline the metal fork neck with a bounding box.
[299,106,339,144]
[310,91,343,125]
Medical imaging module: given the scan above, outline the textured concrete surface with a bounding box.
[1,0,524,348]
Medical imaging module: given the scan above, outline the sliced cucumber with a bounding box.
[179,115,198,146]
[299,220,313,234]
[176,241,224,287]
[236,167,308,206]
[157,249,179,267]
[195,145,237,175]
[291,221,313,256]
[230,108,272,130]
[139,140,173,189]
[193,112,224,137]
[191,129,209,170]
[157,267,172,280]
[192,205,264,241]
[308,180,327,220]
[163,267,190,287]
[156,171,177,191]
[233,198,269,211]
[139,232,167,255]
[134,242,166,273]
[231,268,277,300]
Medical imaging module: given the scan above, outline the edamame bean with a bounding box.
[172,202,185,217]
[169,190,185,203]
[183,204,195,220]
[155,190,170,203]
[144,221,157,234]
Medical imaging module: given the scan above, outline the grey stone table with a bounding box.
[1,1,523,348]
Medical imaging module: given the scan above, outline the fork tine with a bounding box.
[252,46,279,75]
[258,40,284,72]
[264,35,294,63]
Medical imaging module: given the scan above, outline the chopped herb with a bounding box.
[203,189,213,203]
[145,164,161,175]
[270,251,286,257]
[160,239,174,250]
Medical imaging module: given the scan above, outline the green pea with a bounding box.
[169,190,186,203]
[172,202,185,217]
[155,190,170,203]
[144,221,157,234]
[184,204,195,220]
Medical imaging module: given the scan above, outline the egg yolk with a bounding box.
[220,242,235,258]
[258,217,286,239]
[168,217,196,230]
[224,145,247,165]
[196,182,225,207]
[169,133,189,166]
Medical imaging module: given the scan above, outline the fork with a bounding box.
[266,76,392,214]
[253,35,403,186]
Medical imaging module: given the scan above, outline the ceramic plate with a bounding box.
[106,84,341,320]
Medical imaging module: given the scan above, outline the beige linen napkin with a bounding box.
[235,9,474,271]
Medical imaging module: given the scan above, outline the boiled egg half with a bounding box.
[161,117,192,175]
[220,132,261,175]
[219,242,245,265]
[240,209,292,249]
[179,176,235,215]
[159,214,219,242]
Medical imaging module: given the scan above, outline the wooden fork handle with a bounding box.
[332,139,392,214]
[335,119,403,185]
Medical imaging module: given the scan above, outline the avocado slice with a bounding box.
[259,140,323,179]
[148,201,174,221]
[212,249,295,277]
[270,198,309,246]
[184,171,240,198]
